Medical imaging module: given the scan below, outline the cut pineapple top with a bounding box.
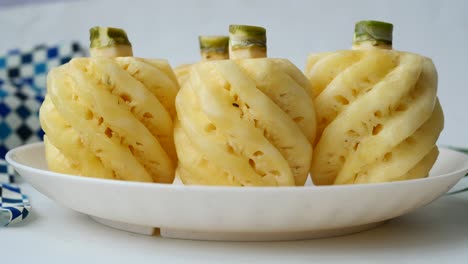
[175,58,316,186]
[41,57,179,183]
[175,36,229,88]
[305,48,443,185]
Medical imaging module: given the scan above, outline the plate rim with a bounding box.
[6,142,468,193]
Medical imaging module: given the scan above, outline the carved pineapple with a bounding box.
[40,27,179,183]
[305,21,443,185]
[175,25,316,186]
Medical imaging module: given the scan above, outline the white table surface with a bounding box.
[2,178,468,264]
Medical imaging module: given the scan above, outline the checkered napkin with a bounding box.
[0,42,86,226]
[0,159,30,226]
[0,42,86,158]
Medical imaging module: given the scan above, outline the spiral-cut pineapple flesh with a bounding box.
[175,58,316,186]
[305,49,443,185]
[44,135,81,175]
[174,64,192,87]
[40,57,179,183]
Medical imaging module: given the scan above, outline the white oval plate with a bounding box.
[6,143,468,241]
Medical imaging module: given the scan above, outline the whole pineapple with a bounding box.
[174,25,316,186]
[40,27,179,183]
[305,21,444,185]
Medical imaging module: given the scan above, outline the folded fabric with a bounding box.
[0,41,86,158]
[0,158,14,184]
[0,159,29,226]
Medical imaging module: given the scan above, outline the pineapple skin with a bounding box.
[305,49,444,185]
[175,58,317,186]
[40,57,180,183]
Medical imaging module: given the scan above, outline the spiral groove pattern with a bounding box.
[305,49,443,185]
[175,59,316,186]
[40,57,179,183]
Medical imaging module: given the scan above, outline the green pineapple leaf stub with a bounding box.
[353,20,393,46]
[229,24,267,49]
[199,36,229,53]
[89,26,132,49]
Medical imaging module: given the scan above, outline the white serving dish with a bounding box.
[6,143,468,241]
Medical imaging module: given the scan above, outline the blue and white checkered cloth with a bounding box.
[0,159,30,226]
[0,42,86,158]
[0,41,86,226]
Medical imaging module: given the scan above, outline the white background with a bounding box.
[0,0,466,147]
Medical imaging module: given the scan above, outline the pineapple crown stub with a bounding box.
[89,26,132,49]
[229,24,267,49]
[353,20,393,46]
[199,36,229,53]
